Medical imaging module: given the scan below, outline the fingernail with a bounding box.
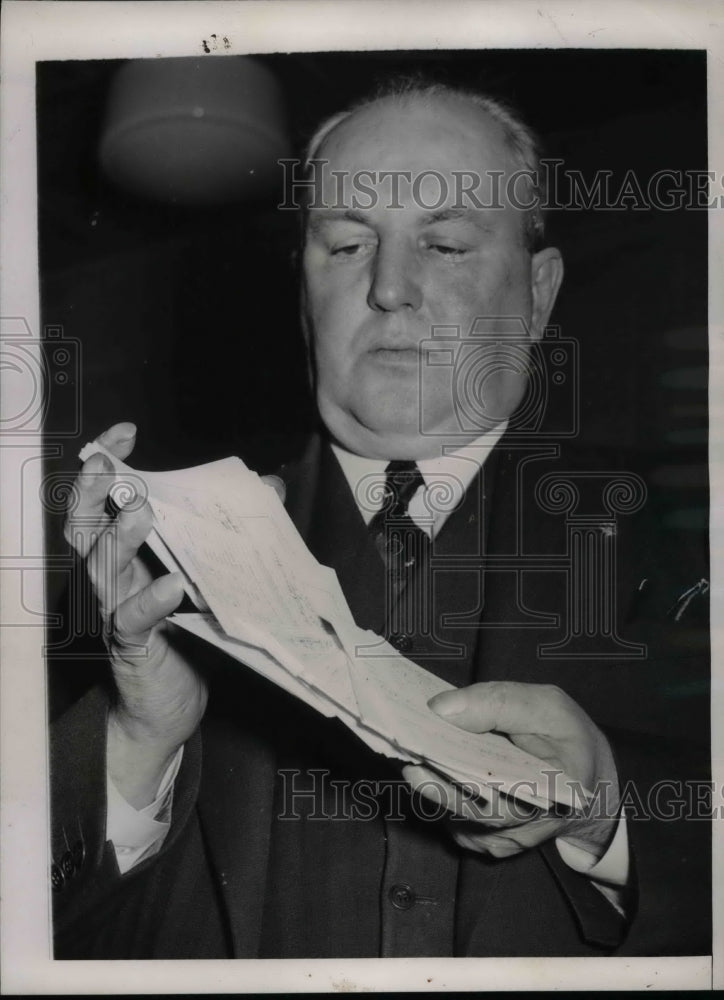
[428,691,466,717]
[117,423,137,441]
[151,573,182,602]
[264,475,286,503]
[100,422,136,444]
[82,452,112,478]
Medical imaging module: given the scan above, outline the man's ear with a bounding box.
[529,247,564,340]
[299,281,316,389]
[299,278,309,343]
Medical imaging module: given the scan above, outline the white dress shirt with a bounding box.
[108,426,628,915]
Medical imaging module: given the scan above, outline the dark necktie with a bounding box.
[368,461,431,643]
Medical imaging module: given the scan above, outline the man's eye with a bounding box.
[330,243,366,256]
[428,243,467,257]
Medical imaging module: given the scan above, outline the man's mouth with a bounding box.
[371,346,420,363]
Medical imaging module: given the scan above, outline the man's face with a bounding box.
[301,95,563,459]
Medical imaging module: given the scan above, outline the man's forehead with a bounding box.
[306,205,499,233]
[301,94,530,233]
[305,104,518,223]
[316,93,511,171]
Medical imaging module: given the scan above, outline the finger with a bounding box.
[403,764,468,816]
[88,502,154,612]
[261,474,286,503]
[428,681,582,741]
[452,813,564,856]
[97,422,137,460]
[64,451,116,556]
[402,764,532,826]
[452,830,526,858]
[113,572,185,650]
[454,815,566,857]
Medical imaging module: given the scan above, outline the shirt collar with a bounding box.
[330,422,508,532]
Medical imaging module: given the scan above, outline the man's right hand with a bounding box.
[65,422,208,810]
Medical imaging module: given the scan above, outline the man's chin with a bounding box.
[322,409,481,461]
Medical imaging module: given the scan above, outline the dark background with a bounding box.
[37,49,709,614]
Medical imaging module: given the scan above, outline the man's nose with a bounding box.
[367,242,422,313]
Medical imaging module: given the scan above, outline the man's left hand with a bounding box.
[402,681,620,860]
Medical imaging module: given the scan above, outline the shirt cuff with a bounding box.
[555,812,630,917]
[106,746,184,875]
[555,810,629,886]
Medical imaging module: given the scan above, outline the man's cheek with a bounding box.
[315,336,360,394]
[427,277,495,331]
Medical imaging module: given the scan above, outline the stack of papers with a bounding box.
[79,441,587,811]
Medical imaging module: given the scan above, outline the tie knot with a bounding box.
[382,460,424,517]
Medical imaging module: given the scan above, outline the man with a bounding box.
[50,81,709,957]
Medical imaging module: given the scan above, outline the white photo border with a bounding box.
[1,0,721,992]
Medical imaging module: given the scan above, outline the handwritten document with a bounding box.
[79,440,586,810]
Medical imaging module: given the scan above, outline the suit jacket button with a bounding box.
[61,851,75,878]
[389,883,416,910]
[50,863,65,892]
[389,632,412,653]
[72,839,85,870]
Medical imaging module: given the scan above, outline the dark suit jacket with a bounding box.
[50,432,711,958]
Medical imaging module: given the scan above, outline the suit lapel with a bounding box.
[471,437,568,683]
[285,435,388,634]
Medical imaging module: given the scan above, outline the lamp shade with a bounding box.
[99,57,290,205]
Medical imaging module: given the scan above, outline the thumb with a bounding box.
[261,474,286,503]
[115,572,185,645]
[428,681,569,738]
[97,422,137,461]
